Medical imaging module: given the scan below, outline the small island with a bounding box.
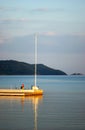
[71,73,83,75]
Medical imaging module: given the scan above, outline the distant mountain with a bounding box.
[0,60,67,75]
[71,73,83,75]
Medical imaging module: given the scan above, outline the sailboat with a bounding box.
[0,34,43,96]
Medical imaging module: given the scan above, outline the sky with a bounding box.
[0,0,85,74]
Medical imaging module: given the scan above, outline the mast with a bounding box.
[34,34,37,87]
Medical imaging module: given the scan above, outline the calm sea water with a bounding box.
[0,75,85,130]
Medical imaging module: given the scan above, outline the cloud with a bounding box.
[32,8,64,13]
[0,6,64,13]
[0,18,30,23]
[0,6,16,12]
[42,31,57,36]
[39,31,60,36]
[71,32,85,37]
[0,33,10,44]
[32,8,49,12]
[0,6,8,11]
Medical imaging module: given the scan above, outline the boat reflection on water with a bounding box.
[0,95,43,130]
[31,96,43,130]
[24,96,43,130]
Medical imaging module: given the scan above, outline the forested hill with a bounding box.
[0,60,67,75]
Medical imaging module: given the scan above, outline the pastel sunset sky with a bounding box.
[0,0,85,74]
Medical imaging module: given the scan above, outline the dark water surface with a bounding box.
[0,76,85,130]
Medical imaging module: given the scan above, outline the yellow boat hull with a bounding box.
[0,89,43,96]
